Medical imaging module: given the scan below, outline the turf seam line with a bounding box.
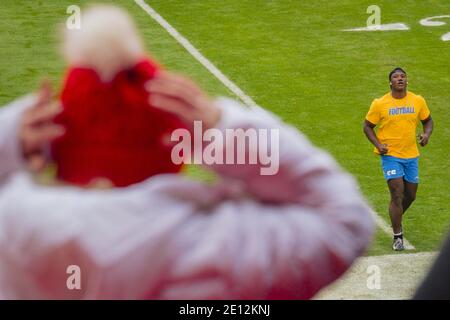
[135,0,258,108]
[135,0,416,251]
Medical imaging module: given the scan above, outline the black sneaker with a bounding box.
[392,237,405,251]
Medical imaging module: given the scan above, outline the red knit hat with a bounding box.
[51,58,187,187]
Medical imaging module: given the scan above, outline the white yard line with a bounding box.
[135,0,258,108]
[135,0,415,250]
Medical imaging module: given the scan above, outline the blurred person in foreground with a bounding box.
[414,232,450,300]
[53,5,187,187]
[0,5,374,299]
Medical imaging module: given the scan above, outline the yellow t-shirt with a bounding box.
[366,91,430,158]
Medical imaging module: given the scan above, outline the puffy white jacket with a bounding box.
[0,95,374,299]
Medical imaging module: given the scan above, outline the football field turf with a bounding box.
[0,0,449,256]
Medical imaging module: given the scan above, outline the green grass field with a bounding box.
[1,0,449,256]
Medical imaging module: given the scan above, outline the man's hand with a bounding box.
[419,133,430,147]
[376,143,388,155]
[146,72,221,130]
[19,81,65,172]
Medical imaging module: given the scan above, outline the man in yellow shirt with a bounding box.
[363,67,434,251]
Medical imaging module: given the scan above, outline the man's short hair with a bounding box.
[389,67,407,81]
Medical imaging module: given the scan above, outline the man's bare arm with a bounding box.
[419,116,433,147]
[363,120,387,154]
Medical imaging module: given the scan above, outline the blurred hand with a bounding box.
[19,81,65,172]
[376,143,388,155]
[419,133,430,147]
[146,72,221,130]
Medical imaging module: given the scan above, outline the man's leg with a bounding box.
[387,177,404,234]
[403,180,418,214]
[403,157,419,214]
[381,156,406,250]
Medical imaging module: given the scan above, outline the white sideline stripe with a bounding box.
[371,210,415,250]
[135,0,258,109]
[135,0,415,250]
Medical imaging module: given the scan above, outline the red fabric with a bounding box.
[51,59,186,187]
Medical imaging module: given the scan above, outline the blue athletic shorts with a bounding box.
[381,155,419,183]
